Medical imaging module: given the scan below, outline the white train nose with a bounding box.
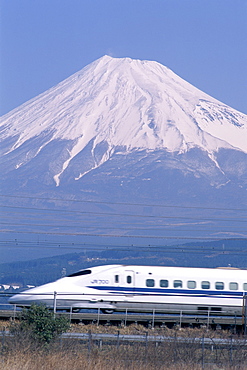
[9,291,56,307]
[9,292,33,306]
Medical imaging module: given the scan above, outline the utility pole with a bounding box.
[53,291,57,318]
[242,294,247,336]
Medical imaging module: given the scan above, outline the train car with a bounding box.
[9,264,247,315]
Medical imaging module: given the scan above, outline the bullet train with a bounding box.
[9,264,247,315]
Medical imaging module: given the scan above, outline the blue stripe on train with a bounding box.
[87,285,244,298]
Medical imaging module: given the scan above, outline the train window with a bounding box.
[146,279,155,287]
[243,283,247,291]
[215,282,224,290]
[174,280,182,288]
[160,280,169,288]
[115,275,119,283]
[201,281,210,289]
[187,280,196,289]
[229,282,238,290]
[211,307,222,312]
[127,276,132,284]
[67,269,91,277]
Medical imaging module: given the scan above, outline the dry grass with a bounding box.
[1,344,247,370]
[0,344,213,370]
[0,320,242,339]
[69,322,246,346]
[69,322,233,337]
[1,322,247,369]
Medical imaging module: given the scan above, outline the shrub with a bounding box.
[17,304,70,344]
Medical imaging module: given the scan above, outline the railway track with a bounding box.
[0,309,244,329]
[1,329,247,347]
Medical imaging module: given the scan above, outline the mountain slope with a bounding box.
[0,56,246,256]
[1,55,246,188]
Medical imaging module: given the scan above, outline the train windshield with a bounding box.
[67,269,92,277]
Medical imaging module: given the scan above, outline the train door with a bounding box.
[123,270,135,293]
[113,270,135,293]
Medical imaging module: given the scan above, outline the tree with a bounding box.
[18,304,70,344]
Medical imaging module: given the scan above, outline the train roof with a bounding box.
[69,265,246,279]
[86,264,247,276]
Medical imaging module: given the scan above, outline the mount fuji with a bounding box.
[0,56,247,251]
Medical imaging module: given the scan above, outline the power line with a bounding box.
[2,211,244,227]
[1,204,246,223]
[0,221,246,233]
[1,193,246,212]
[2,237,245,246]
[2,210,246,232]
[0,229,247,240]
[0,240,247,255]
[2,214,217,229]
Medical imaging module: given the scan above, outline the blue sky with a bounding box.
[1,0,246,116]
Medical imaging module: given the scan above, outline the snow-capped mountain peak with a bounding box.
[1,56,247,187]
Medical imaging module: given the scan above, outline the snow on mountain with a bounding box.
[1,55,246,187]
[1,55,247,257]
